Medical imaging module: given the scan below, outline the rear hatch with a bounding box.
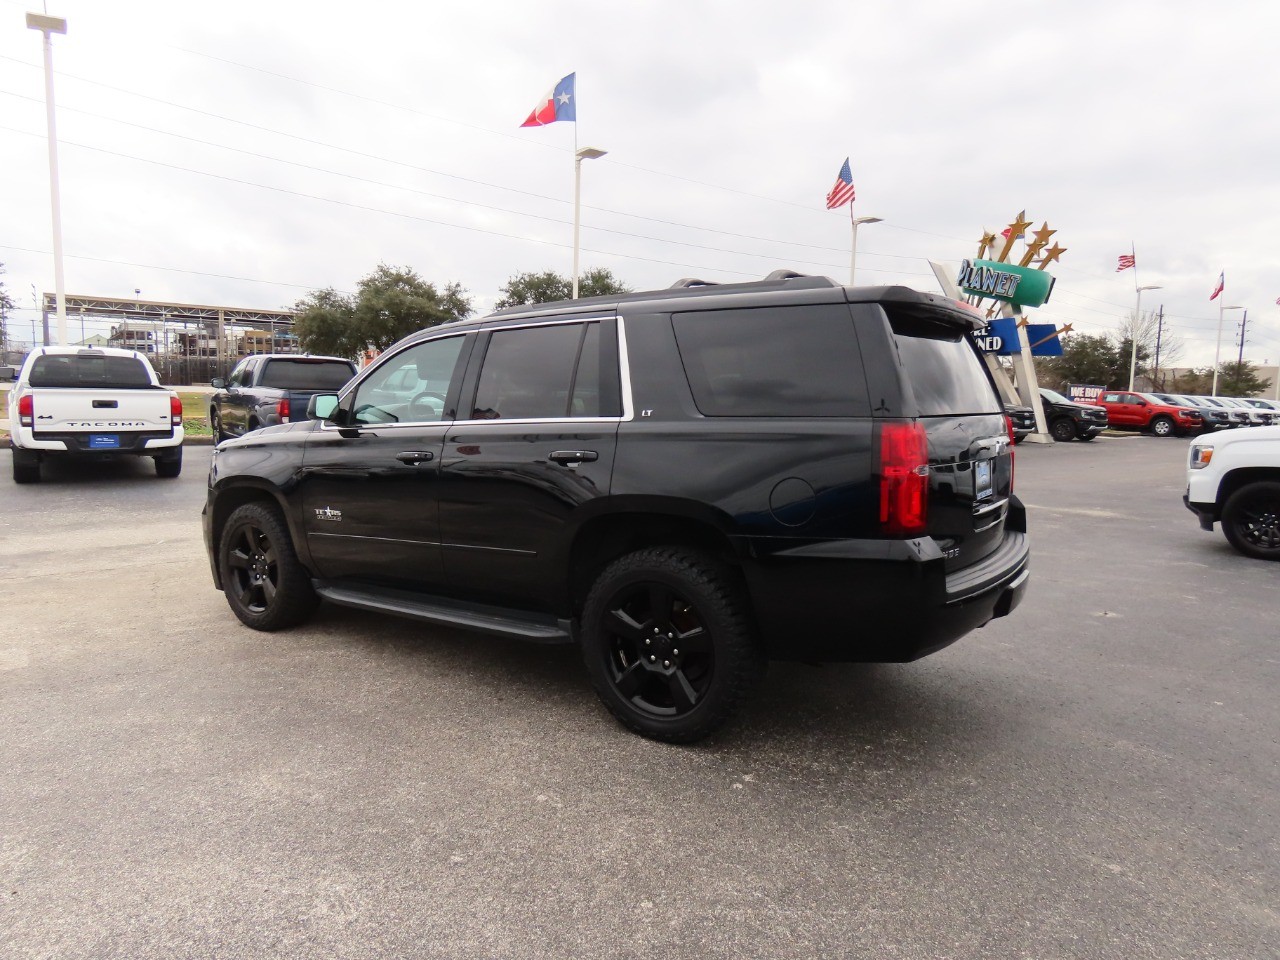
[884,304,1013,573]
[27,353,172,440]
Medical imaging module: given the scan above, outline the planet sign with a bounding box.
[956,259,1055,309]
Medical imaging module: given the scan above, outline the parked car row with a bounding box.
[1010,389,1280,443]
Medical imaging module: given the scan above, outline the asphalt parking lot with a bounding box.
[1,437,1277,959]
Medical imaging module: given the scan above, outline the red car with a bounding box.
[1092,390,1203,437]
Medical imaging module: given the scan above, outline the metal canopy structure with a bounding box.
[41,292,294,325]
[40,292,298,384]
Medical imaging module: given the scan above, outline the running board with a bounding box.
[312,581,574,644]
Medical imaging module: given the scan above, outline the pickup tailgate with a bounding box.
[30,387,173,435]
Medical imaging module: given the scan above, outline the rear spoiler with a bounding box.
[847,285,987,331]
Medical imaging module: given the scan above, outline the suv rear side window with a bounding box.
[260,359,355,390]
[472,322,609,420]
[671,305,869,417]
[886,310,1001,416]
[29,354,153,388]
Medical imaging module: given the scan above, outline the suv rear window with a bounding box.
[671,305,869,417]
[260,359,354,390]
[886,310,1001,416]
[29,353,154,388]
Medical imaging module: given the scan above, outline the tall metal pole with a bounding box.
[1127,287,1144,391]
[1152,305,1164,384]
[572,154,582,300]
[849,217,859,286]
[1235,309,1248,391]
[28,13,69,346]
[1211,294,1225,397]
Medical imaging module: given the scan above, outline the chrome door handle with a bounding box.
[549,450,598,464]
[396,450,435,464]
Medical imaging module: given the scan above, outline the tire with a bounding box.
[1150,416,1175,437]
[210,408,227,443]
[580,547,763,743]
[1076,431,1097,441]
[1221,481,1280,561]
[12,446,40,484]
[155,446,182,478]
[1049,418,1076,442]
[218,502,318,630]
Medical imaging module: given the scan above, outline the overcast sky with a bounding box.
[1,0,1275,369]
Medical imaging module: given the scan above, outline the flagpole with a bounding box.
[1212,282,1224,396]
[849,203,856,285]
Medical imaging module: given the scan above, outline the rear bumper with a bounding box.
[739,517,1030,663]
[18,427,182,454]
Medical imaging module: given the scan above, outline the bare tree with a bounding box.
[1119,308,1182,390]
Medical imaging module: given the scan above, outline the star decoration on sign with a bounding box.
[977,232,997,260]
[994,211,1034,264]
[1037,242,1067,269]
[1019,222,1056,267]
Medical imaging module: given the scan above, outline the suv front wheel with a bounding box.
[581,547,763,743]
[218,502,319,629]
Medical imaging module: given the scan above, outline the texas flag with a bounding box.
[520,73,576,127]
[1209,271,1224,301]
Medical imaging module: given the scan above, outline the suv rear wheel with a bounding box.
[218,502,318,629]
[1222,481,1280,560]
[581,547,762,743]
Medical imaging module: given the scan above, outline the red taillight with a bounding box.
[879,421,929,536]
[170,395,183,425]
[18,393,33,427]
[278,398,291,422]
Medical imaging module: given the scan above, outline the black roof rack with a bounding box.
[669,278,718,289]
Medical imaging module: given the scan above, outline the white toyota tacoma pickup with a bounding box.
[1185,424,1280,560]
[8,346,184,483]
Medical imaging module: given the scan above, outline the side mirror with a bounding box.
[308,393,340,421]
[210,378,225,389]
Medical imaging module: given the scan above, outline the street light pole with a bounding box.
[27,11,69,346]
[849,216,883,286]
[1212,304,1245,396]
[572,147,607,299]
[1127,284,1160,391]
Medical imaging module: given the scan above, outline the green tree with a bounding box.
[495,268,630,309]
[0,262,14,356]
[1036,333,1130,390]
[1175,361,1269,396]
[293,265,472,358]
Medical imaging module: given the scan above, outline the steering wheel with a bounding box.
[408,391,446,420]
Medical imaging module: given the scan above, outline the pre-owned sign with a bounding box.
[956,259,1055,309]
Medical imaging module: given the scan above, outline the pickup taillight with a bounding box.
[878,421,929,536]
[18,393,33,427]
[170,395,183,426]
[278,398,291,422]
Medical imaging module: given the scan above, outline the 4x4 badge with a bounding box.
[314,506,342,522]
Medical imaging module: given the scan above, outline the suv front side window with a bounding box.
[350,336,465,425]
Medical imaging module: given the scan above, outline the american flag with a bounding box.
[1210,271,1224,301]
[1116,254,1136,272]
[825,158,855,209]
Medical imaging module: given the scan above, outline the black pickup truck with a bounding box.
[209,354,356,443]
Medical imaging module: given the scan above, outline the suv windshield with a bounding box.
[29,353,153,388]
[1040,388,1069,404]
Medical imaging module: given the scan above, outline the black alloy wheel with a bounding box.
[1050,418,1076,442]
[581,548,762,743]
[1222,481,1280,561]
[218,502,318,629]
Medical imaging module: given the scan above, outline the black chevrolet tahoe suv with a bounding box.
[202,272,1030,742]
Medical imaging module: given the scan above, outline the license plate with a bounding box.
[88,434,120,449]
[974,459,993,500]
